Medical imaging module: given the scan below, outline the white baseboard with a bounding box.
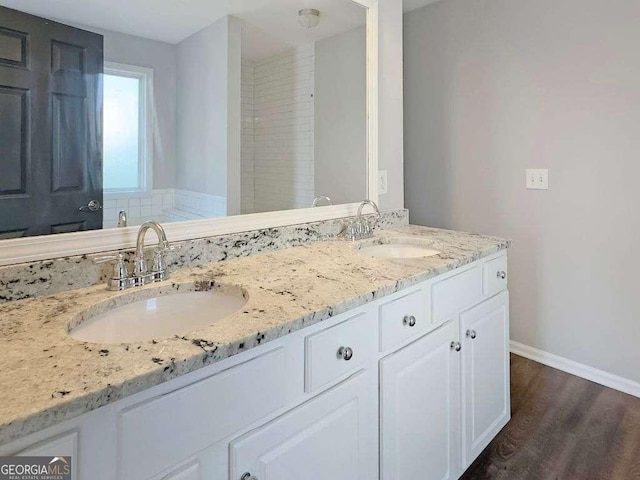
[510,341,640,399]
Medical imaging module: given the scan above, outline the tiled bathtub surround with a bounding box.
[103,189,226,228]
[168,190,227,222]
[0,209,409,303]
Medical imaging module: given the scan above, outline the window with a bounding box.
[103,62,153,192]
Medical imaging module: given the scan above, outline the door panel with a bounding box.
[461,291,510,467]
[0,86,28,194]
[380,321,461,480]
[0,6,103,237]
[0,26,27,67]
[51,94,87,192]
[230,370,377,480]
[51,41,85,75]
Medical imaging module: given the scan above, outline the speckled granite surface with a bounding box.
[0,225,509,445]
[0,209,408,303]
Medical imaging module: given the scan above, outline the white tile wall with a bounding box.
[242,44,315,214]
[170,189,226,220]
[104,189,226,228]
[103,190,174,228]
[241,59,256,215]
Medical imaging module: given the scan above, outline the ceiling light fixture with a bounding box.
[298,9,321,29]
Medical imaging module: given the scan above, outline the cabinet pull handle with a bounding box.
[450,341,462,352]
[337,346,354,361]
[403,315,417,327]
[496,270,507,280]
[241,474,258,480]
[466,329,477,339]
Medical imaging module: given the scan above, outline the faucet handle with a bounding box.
[152,248,167,272]
[343,221,359,241]
[361,218,373,236]
[151,247,172,281]
[93,253,130,290]
[93,253,127,276]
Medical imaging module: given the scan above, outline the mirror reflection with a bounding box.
[0,0,367,238]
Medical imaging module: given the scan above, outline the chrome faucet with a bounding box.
[117,210,128,227]
[312,196,333,207]
[93,221,173,291]
[133,221,171,285]
[344,200,381,241]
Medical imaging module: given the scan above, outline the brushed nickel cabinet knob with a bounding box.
[337,346,354,361]
[403,315,417,327]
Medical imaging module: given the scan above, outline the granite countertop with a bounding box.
[0,225,509,444]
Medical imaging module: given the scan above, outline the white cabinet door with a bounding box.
[230,370,377,480]
[461,291,510,468]
[17,431,78,480]
[380,321,462,480]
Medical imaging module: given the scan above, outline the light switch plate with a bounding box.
[526,169,549,190]
[378,170,388,195]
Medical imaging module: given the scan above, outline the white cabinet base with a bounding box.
[380,321,462,480]
[461,291,511,468]
[1,251,510,480]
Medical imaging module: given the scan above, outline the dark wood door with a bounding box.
[0,6,103,238]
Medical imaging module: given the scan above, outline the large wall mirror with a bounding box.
[0,0,375,252]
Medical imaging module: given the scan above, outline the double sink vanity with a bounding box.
[0,217,510,480]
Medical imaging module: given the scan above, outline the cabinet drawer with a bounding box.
[119,348,286,480]
[483,255,508,297]
[379,289,426,352]
[305,312,375,393]
[432,266,483,324]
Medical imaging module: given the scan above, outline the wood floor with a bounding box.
[462,354,640,480]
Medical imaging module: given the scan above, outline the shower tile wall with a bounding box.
[241,44,315,214]
[241,59,256,215]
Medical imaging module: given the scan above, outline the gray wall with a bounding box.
[176,16,241,209]
[83,27,178,190]
[378,0,404,210]
[404,0,640,383]
[314,27,367,205]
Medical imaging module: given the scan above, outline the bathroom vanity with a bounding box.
[0,226,510,480]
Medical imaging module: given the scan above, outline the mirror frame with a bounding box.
[0,0,378,266]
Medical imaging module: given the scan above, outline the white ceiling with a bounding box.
[0,0,365,52]
[239,0,365,61]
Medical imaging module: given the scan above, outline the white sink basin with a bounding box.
[70,289,247,344]
[358,238,441,259]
